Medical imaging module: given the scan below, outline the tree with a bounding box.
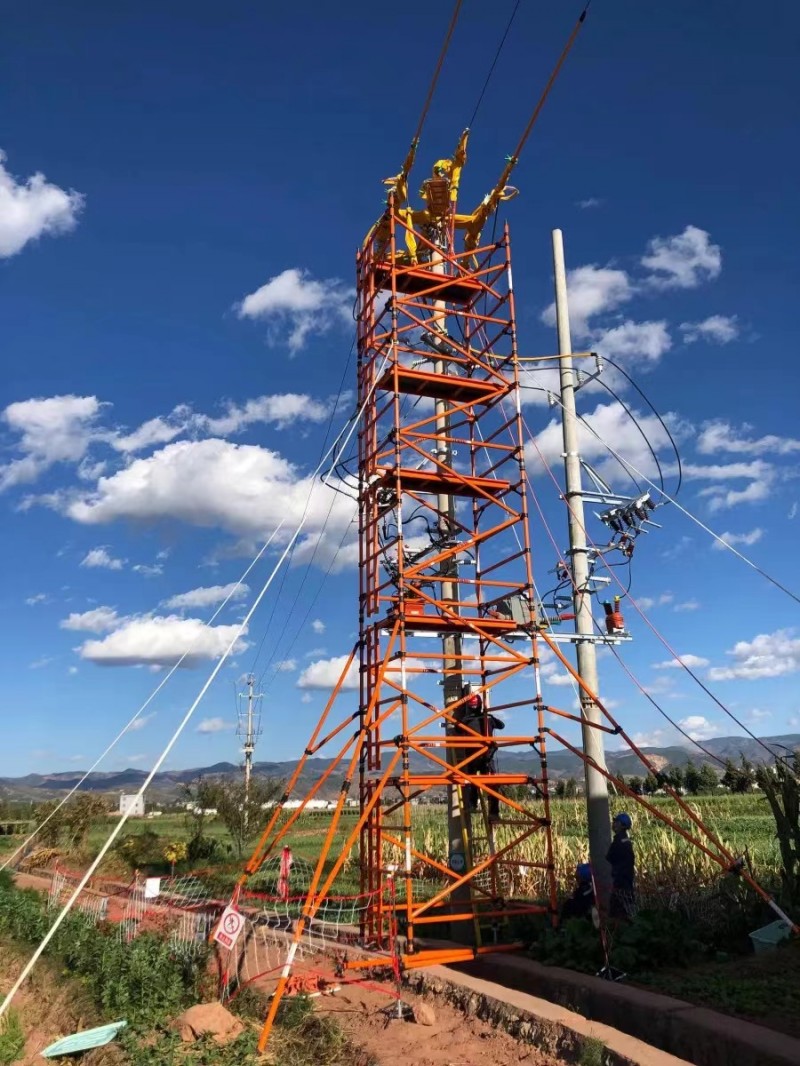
[698,763,720,793]
[722,756,753,793]
[684,761,702,795]
[627,776,644,795]
[756,754,800,905]
[188,774,283,859]
[34,794,109,852]
[642,772,659,795]
[666,766,685,793]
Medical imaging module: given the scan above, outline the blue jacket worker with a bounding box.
[606,812,635,919]
[560,863,595,924]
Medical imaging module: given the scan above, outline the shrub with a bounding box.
[0,1010,25,1065]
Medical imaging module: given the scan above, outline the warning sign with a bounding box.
[213,906,245,950]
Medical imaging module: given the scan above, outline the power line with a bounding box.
[468,0,523,129]
[521,404,799,774]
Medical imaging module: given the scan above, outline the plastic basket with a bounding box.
[748,919,792,954]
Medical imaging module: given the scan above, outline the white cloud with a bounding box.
[80,546,125,570]
[25,593,50,606]
[196,717,235,734]
[654,654,709,670]
[236,267,352,355]
[163,582,250,610]
[540,265,632,337]
[526,401,676,482]
[60,606,122,633]
[311,619,326,634]
[133,563,163,577]
[697,420,800,457]
[681,315,739,345]
[709,628,800,682]
[275,659,297,672]
[641,226,721,289]
[576,198,602,209]
[673,600,701,613]
[593,320,671,364]
[77,615,249,667]
[0,149,83,258]
[0,395,104,492]
[65,439,357,570]
[748,708,771,722]
[127,713,156,732]
[711,528,764,552]
[29,655,55,670]
[112,408,192,453]
[300,692,313,704]
[67,666,78,676]
[636,593,674,611]
[200,394,331,435]
[703,479,774,512]
[678,715,717,740]
[789,503,798,520]
[298,654,358,690]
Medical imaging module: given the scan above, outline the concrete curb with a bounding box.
[451,954,800,1066]
[407,965,691,1066]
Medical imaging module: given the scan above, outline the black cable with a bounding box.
[601,354,683,497]
[468,0,523,128]
[586,371,664,493]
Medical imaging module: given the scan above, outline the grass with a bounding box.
[0,1010,25,1065]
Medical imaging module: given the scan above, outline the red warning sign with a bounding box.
[213,905,245,949]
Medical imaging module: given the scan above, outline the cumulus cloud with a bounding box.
[132,563,163,577]
[60,606,122,633]
[673,600,701,613]
[711,528,764,552]
[77,615,249,667]
[163,582,250,610]
[0,395,104,492]
[236,267,353,355]
[540,265,632,337]
[636,593,674,611]
[678,715,718,740]
[127,713,155,732]
[275,659,297,672]
[80,546,125,570]
[709,628,800,682]
[199,394,332,435]
[697,420,800,457]
[576,197,602,209]
[298,654,358,690]
[0,149,83,258]
[111,407,192,453]
[311,619,326,634]
[653,654,710,670]
[25,593,50,606]
[593,320,671,364]
[196,717,235,734]
[65,438,357,570]
[681,315,739,345]
[525,401,677,482]
[641,225,721,289]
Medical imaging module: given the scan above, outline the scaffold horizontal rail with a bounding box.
[374,466,512,499]
[373,263,487,303]
[375,366,509,405]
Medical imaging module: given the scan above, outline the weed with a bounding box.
[0,1010,25,1065]
[578,1036,607,1066]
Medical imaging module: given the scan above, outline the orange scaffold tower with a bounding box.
[246,132,567,1048]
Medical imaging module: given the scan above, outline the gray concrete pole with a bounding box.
[551,228,612,888]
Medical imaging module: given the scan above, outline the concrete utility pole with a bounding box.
[238,673,263,831]
[551,228,612,886]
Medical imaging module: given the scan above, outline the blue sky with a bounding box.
[1,0,798,777]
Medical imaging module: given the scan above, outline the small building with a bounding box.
[119,794,145,817]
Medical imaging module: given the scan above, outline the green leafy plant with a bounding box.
[0,1010,25,1065]
[579,1036,607,1066]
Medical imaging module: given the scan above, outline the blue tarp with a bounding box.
[41,1020,127,1057]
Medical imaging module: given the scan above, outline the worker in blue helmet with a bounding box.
[559,862,595,924]
[607,812,635,919]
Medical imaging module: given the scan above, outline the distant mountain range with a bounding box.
[1,735,797,804]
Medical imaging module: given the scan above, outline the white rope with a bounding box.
[0,528,286,873]
[0,356,386,1020]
